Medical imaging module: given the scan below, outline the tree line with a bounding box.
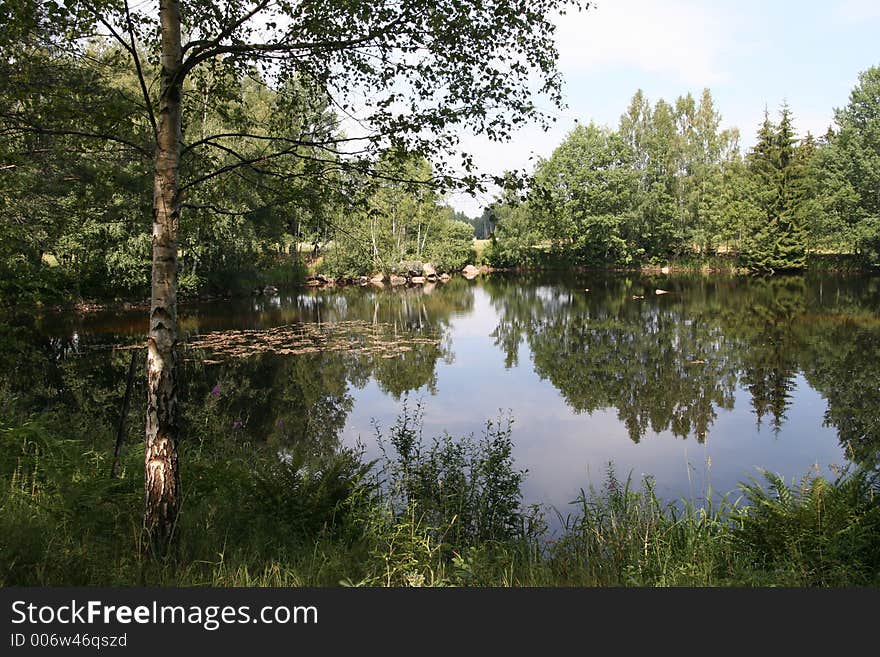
[485,68,880,273]
[0,34,482,303]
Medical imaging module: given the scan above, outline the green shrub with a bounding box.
[425,220,474,272]
[377,403,535,546]
[734,468,880,586]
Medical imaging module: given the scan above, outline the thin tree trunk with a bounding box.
[111,349,139,479]
[419,200,430,256]
[371,216,379,266]
[145,0,182,551]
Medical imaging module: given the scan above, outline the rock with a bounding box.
[439,273,452,282]
[462,264,480,279]
[655,289,670,295]
[426,274,438,282]
[358,276,369,286]
[390,274,407,286]
[306,279,321,287]
[632,294,645,300]
[370,273,385,284]
[397,260,423,277]
[263,285,279,295]
[660,266,670,274]
[411,276,425,284]
[423,262,437,277]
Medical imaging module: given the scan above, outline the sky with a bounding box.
[447,0,880,216]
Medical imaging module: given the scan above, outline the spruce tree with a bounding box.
[741,104,808,273]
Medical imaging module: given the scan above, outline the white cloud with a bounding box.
[556,0,742,85]
[446,1,747,214]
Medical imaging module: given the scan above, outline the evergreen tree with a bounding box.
[741,105,809,273]
[791,132,821,251]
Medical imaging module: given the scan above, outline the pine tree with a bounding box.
[741,104,808,273]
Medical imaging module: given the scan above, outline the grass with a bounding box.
[472,239,491,266]
[1,404,878,587]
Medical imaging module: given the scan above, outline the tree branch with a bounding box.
[5,124,151,157]
[181,131,379,157]
[181,0,274,57]
[180,11,410,78]
[123,0,159,142]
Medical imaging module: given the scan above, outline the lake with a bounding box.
[18,271,880,531]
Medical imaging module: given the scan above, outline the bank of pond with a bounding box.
[2,406,878,587]
[2,271,880,586]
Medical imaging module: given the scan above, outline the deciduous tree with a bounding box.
[3,0,584,545]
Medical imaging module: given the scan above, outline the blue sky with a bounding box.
[449,0,880,215]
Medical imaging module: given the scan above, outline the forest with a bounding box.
[2,2,880,590]
[0,28,481,303]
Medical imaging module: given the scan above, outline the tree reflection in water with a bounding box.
[4,272,880,473]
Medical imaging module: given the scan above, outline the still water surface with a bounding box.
[30,272,880,527]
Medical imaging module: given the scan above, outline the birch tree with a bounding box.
[2,0,584,546]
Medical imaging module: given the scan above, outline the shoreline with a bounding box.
[4,257,875,316]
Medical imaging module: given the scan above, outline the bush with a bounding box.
[245,444,376,543]
[376,403,535,546]
[259,253,308,287]
[320,242,375,278]
[348,403,541,586]
[734,468,880,585]
[425,220,474,273]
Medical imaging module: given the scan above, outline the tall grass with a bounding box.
[1,403,878,587]
[540,467,741,586]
